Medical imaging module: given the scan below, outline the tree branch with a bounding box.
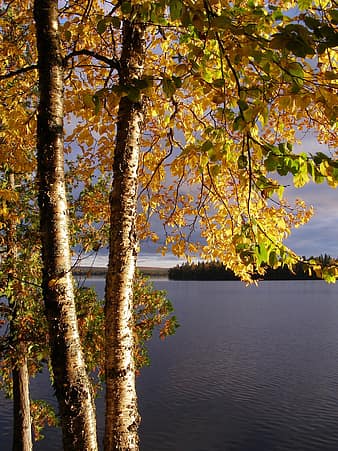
[0,65,38,81]
[65,49,120,71]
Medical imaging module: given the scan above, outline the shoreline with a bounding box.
[73,266,169,278]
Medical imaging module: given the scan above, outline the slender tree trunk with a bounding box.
[104,19,145,451]
[7,173,32,451]
[12,348,32,451]
[34,1,98,449]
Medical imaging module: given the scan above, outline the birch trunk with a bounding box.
[34,1,98,449]
[104,19,145,451]
[12,350,32,451]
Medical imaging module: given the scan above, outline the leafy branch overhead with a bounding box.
[63,0,337,281]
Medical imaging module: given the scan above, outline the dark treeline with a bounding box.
[168,255,337,281]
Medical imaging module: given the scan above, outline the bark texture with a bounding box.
[34,1,98,449]
[12,351,32,451]
[104,20,145,451]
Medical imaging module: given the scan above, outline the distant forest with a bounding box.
[168,255,336,281]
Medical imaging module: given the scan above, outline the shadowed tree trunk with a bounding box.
[33,1,98,449]
[12,348,32,451]
[104,19,145,451]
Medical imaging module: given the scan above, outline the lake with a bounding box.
[1,280,338,450]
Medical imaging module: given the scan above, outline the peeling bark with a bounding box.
[104,20,145,451]
[34,1,98,449]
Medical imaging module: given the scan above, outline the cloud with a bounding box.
[283,138,338,257]
[286,218,338,258]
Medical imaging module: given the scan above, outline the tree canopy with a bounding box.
[1,0,337,279]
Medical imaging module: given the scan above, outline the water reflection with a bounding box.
[1,280,338,451]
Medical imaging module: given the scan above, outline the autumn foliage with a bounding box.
[0,0,337,448]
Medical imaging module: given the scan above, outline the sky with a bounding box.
[284,138,337,258]
[285,180,338,258]
[74,252,185,269]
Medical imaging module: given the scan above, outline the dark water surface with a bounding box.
[1,280,338,450]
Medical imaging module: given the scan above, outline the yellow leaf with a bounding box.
[48,278,58,288]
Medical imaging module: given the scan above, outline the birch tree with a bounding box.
[33,0,98,449]
[104,18,146,450]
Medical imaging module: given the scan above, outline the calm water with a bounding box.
[1,280,338,450]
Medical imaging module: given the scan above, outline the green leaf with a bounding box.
[134,76,153,90]
[201,140,213,152]
[208,148,218,162]
[313,151,330,165]
[264,154,278,171]
[238,99,249,111]
[272,24,315,57]
[255,243,268,266]
[97,16,121,34]
[97,19,107,35]
[92,95,100,115]
[287,40,313,58]
[330,10,338,25]
[210,15,231,30]
[180,6,191,27]
[64,30,72,41]
[278,142,287,153]
[259,243,268,263]
[121,2,132,14]
[322,267,337,283]
[277,164,289,176]
[324,71,338,80]
[127,87,141,102]
[233,115,245,131]
[272,9,283,21]
[288,62,304,82]
[172,76,182,89]
[237,154,248,169]
[307,161,315,178]
[169,0,182,21]
[209,164,220,177]
[270,34,287,50]
[213,78,225,88]
[83,93,94,108]
[304,16,321,30]
[331,165,338,181]
[297,0,312,10]
[293,160,309,187]
[110,16,122,28]
[162,77,176,98]
[287,62,304,92]
[314,171,325,184]
[268,250,278,267]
